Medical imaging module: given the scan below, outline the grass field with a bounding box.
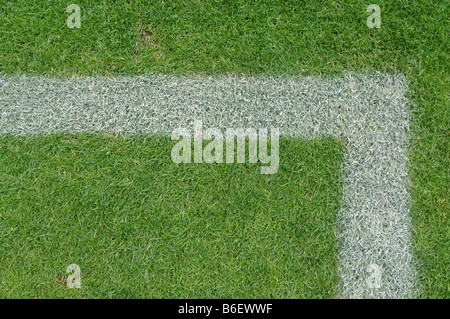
[0,136,342,298]
[0,0,448,298]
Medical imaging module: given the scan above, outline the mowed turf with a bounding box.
[0,135,342,298]
[0,0,448,298]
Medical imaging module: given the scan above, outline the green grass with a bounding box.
[0,135,342,298]
[0,0,448,298]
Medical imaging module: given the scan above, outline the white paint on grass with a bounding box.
[0,73,416,298]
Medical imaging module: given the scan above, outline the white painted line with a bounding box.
[0,73,416,298]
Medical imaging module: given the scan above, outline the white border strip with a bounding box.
[0,74,416,298]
